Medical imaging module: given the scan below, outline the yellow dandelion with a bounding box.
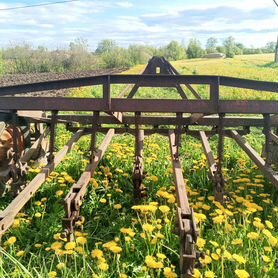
[51,241,63,251]
[235,269,250,278]
[48,271,57,278]
[196,238,206,249]
[56,262,66,270]
[34,212,42,218]
[262,255,271,263]
[55,190,64,197]
[142,223,155,233]
[91,249,103,258]
[232,239,243,246]
[232,254,246,264]
[6,236,17,246]
[163,267,177,278]
[205,270,216,278]
[211,253,220,261]
[157,253,166,260]
[114,204,122,209]
[193,268,202,278]
[223,250,232,260]
[64,242,76,250]
[247,232,259,240]
[16,250,24,257]
[159,205,170,214]
[109,246,122,254]
[98,262,109,271]
[200,255,212,265]
[265,220,274,230]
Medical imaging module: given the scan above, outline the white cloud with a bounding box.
[0,0,277,49]
[116,1,134,8]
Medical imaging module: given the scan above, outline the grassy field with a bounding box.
[0,54,278,278]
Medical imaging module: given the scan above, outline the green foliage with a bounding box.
[162,40,186,61]
[128,44,154,65]
[95,39,118,55]
[223,36,236,58]
[186,39,205,59]
[206,37,218,53]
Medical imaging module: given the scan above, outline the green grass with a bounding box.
[0,54,278,278]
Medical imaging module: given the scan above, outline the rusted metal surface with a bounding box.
[2,56,278,276]
[169,130,199,278]
[132,113,145,200]
[56,115,276,127]
[0,130,83,239]
[63,129,114,241]
[199,131,217,183]
[229,130,278,189]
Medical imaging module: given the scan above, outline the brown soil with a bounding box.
[0,69,125,97]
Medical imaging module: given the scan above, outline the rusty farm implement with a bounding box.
[0,57,278,277]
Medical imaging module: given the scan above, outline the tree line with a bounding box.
[0,36,276,74]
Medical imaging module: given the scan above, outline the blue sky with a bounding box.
[0,0,277,50]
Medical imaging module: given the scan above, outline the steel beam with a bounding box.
[199,131,217,182]
[63,129,114,240]
[229,130,278,189]
[56,115,269,127]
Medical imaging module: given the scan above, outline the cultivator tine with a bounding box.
[132,112,145,201]
[229,130,278,189]
[264,114,272,167]
[0,130,83,241]
[214,113,226,202]
[48,110,58,163]
[169,130,199,278]
[199,131,217,183]
[62,129,114,241]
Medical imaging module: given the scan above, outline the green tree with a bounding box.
[206,37,218,53]
[186,39,205,59]
[163,41,186,60]
[95,39,118,55]
[101,47,132,68]
[264,42,276,53]
[223,36,236,58]
[128,45,154,65]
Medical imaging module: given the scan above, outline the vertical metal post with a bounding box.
[215,113,225,202]
[133,112,145,200]
[103,75,111,111]
[11,110,20,162]
[175,112,183,160]
[210,77,220,113]
[90,112,99,161]
[264,114,272,167]
[48,110,57,163]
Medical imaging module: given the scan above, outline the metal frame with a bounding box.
[1,57,278,277]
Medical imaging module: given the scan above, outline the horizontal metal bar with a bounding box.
[1,98,278,114]
[57,115,270,127]
[219,100,278,114]
[220,76,278,93]
[229,130,278,190]
[1,75,278,96]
